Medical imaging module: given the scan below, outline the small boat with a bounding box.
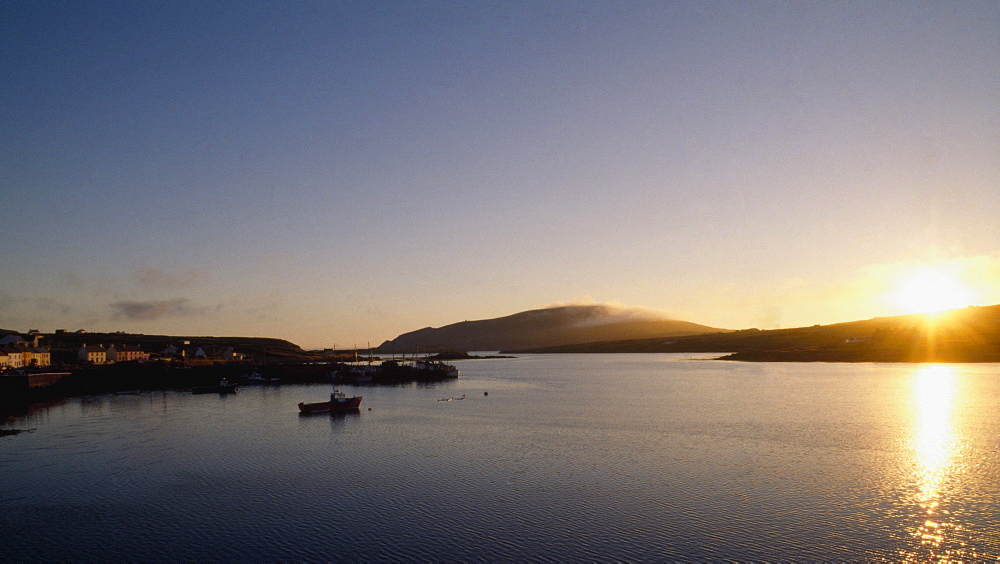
[340,345,380,383]
[245,372,281,384]
[348,365,379,383]
[437,394,466,402]
[192,378,238,394]
[379,358,460,381]
[298,390,362,414]
[414,360,460,378]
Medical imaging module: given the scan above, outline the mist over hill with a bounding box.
[376,305,724,353]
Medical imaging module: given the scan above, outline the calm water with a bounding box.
[2,354,999,561]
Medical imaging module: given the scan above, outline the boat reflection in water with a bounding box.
[900,366,967,562]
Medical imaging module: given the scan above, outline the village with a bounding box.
[0,329,464,411]
[0,332,250,370]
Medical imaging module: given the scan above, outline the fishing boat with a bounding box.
[347,364,379,383]
[191,378,238,394]
[413,359,460,378]
[298,390,362,414]
[351,344,379,382]
[379,358,460,381]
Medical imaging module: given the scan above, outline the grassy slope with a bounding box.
[507,305,1000,362]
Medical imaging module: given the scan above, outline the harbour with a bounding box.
[2,354,998,561]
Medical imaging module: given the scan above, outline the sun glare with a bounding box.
[892,266,973,314]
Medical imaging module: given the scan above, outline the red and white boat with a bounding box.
[298,390,362,414]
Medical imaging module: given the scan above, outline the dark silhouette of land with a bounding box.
[505,305,1000,362]
[4,303,999,419]
[33,332,319,363]
[376,305,722,353]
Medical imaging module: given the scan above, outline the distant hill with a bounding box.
[376,305,724,353]
[509,304,1000,362]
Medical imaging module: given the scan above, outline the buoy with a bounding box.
[368,407,372,411]
[484,391,488,396]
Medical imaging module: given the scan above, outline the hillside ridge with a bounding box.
[377,304,724,353]
[505,304,1000,362]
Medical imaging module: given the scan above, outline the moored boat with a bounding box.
[347,364,379,383]
[298,390,362,414]
[245,371,281,384]
[378,358,460,381]
[413,359,460,378]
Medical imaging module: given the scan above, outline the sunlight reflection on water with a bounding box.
[914,367,955,507]
[901,366,972,562]
[2,357,999,560]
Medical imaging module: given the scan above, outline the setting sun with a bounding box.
[892,266,974,314]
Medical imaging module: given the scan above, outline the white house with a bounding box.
[106,344,149,363]
[78,344,108,364]
[0,343,50,368]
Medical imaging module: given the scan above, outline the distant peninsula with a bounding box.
[504,304,1000,363]
[6,304,999,373]
[9,304,996,417]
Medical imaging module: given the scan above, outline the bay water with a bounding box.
[2,354,998,561]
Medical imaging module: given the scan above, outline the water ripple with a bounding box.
[1,360,999,560]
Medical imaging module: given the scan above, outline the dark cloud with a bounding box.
[110,298,196,321]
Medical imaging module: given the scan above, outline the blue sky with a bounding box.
[2,1,998,348]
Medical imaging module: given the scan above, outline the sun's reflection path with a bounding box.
[901,365,965,562]
[914,366,955,512]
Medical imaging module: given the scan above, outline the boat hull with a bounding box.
[298,395,362,413]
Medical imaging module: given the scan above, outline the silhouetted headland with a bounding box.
[505,304,1000,362]
[376,304,723,353]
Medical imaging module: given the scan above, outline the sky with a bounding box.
[2,1,998,349]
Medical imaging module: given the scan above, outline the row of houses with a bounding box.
[77,343,247,365]
[1,332,251,369]
[77,344,151,364]
[0,344,51,369]
[0,335,51,369]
